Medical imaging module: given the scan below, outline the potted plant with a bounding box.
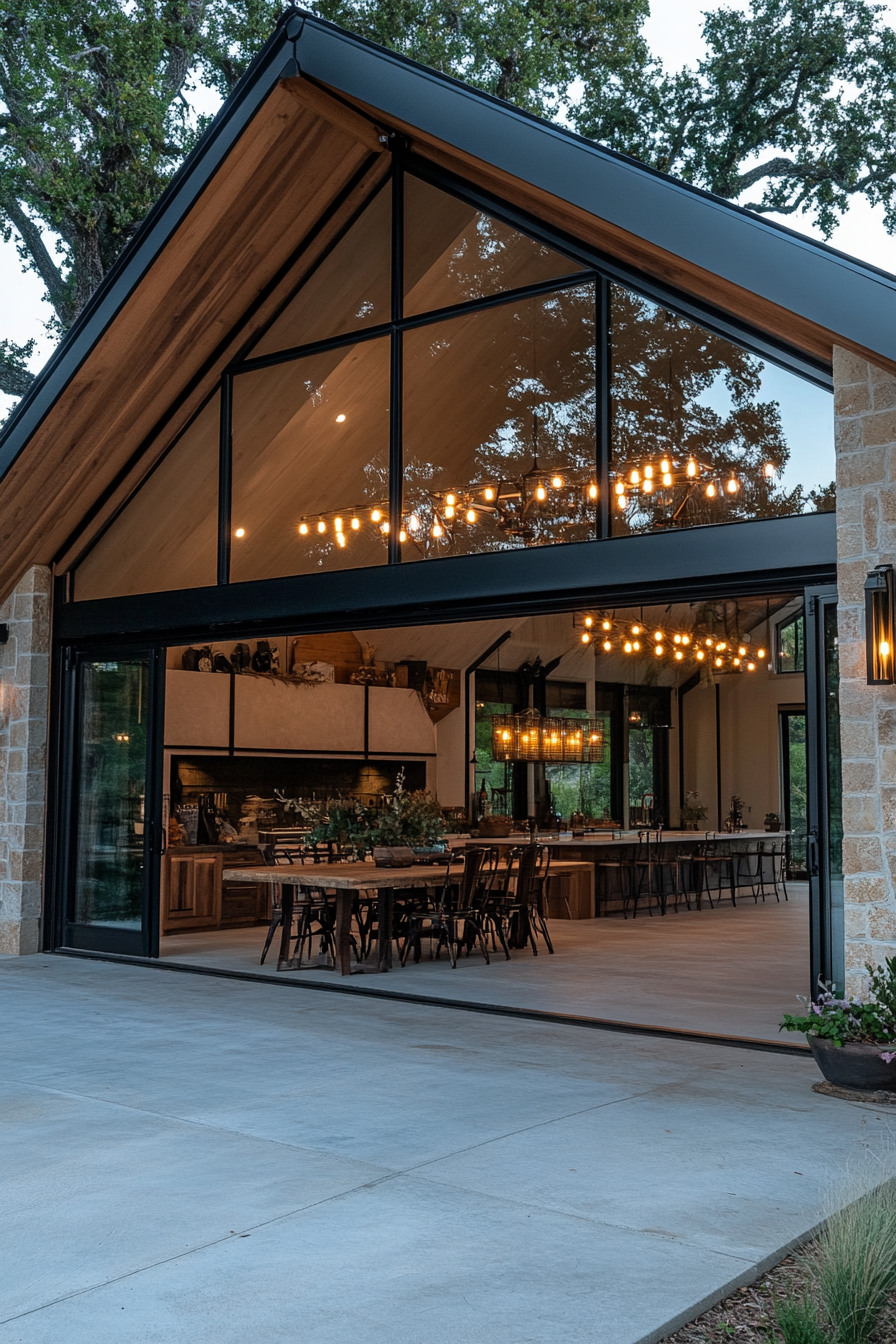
[679,790,708,830]
[764,810,781,832]
[780,958,896,1091]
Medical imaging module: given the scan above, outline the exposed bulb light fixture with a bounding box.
[466,508,477,524]
[551,475,564,488]
[298,522,309,535]
[234,528,245,538]
[317,520,326,534]
[335,413,346,423]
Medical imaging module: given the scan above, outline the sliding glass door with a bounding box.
[58,647,164,955]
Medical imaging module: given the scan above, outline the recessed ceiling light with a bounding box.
[335,414,346,423]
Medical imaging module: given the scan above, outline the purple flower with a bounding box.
[880,1052,896,1065]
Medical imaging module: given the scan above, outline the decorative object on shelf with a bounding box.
[576,611,766,674]
[865,564,895,684]
[212,650,233,674]
[231,643,251,673]
[491,708,605,763]
[290,661,334,685]
[680,790,708,829]
[251,640,273,673]
[176,804,199,845]
[181,647,201,671]
[780,960,896,1094]
[765,811,782,832]
[724,795,749,832]
[197,646,213,673]
[167,815,187,847]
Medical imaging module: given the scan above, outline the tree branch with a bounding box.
[0,197,72,326]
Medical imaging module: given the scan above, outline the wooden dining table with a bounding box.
[223,861,453,975]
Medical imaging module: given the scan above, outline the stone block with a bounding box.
[880,749,896,785]
[863,410,896,448]
[875,707,896,746]
[843,794,880,833]
[836,416,864,454]
[838,558,875,602]
[839,447,887,488]
[838,643,867,680]
[836,523,863,562]
[871,364,896,411]
[882,788,896,833]
[845,905,869,939]
[865,491,882,549]
[842,760,878,793]
[835,382,871,417]
[845,874,891,904]
[834,346,872,386]
[844,836,884,873]
[868,907,896,942]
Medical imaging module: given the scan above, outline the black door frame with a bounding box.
[48,641,166,957]
[804,584,842,992]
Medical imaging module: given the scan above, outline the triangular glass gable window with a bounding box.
[404,175,586,316]
[74,395,219,600]
[250,184,391,357]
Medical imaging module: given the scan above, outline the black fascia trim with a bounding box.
[55,510,836,645]
[404,155,832,389]
[292,14,896,368]
[0,16,300,481]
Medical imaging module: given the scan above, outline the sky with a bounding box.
[2,0,895,466]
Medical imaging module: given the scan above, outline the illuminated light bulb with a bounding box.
[727,477,738,493]
[673,634,681,644]
[399,529,408,542]
[335,413,346,423]
[715,657,723,667]
[687,459,697,477]
[705,638,714,647]
[747,661,755,671]
[351,516,360,530]
[432,522,443,538]
[660,459,670,473]
[632,626,641,635]
[757,648,767,659]
[484,487,495,501]
[707,482,716,498]
[371,508,382,523]
[408,514,420,532]
[380,521,390,534]
[630,469,640,484]
[602,640,612,652]
[644,464,654,479]
[588,482,598,500]
[738,646,746,656]
[446,494,456,506]
[535,485,547,501]
[336,532,346,548]
[643,478,654,493]
[764,463,775,477]
[663,472,673,487]
[716,642,727,651]
[733,657,741,666]
[234,527,245,538]
[615,481,625,495]
[632,640,641,651]
[882,640,892,658]
[501,731,511,742]
[465,508,477,524]
[675,651,683,661]
[581,632,592,644]
[624,641,633,653]
[317,519,326,534]
[444,505,455,519]
[551,475,564,488]
[696,650,705,661]
[602,620,611,630]
[617,494,627,509]
[334,517,343,532]
[654,645,663,657]
[654,631,663,642]
[298,522,309,535]
[681,635,690,645]
[584,616,594,628]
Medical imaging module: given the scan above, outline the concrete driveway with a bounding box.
[2,956,894,1344]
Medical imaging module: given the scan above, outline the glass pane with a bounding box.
[74,396,219,600]
[776,613,805,673]
[73,660,148,927]
[405,176,585,316]
[475,700,516,813]
[610,285,835,535]
[546,707,613,820]
[824,601,844,983]
[230,338,390,583]
[629,730,655,811]
[783,712,808,872]
[402,284,597,560]
[250,185,391,357]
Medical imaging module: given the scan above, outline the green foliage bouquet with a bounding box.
[781,958,896,1054]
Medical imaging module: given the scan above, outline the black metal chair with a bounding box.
[400,847,496,968]
[258,843,354,968]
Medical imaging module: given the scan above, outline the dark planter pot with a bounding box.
[809,1036,896,1091]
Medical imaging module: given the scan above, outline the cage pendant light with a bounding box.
[491,709,605,763]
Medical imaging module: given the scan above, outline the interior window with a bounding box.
[230,337,390,583]
[404,175,586,317]
[610,285,835,535]
[402,282,597,560]
[74,395,219,600]
[776,610,806,673]
[250,185,391,358]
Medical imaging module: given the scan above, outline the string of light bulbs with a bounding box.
[576,614,767,673]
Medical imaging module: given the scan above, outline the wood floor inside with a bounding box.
[160,883,810,1045]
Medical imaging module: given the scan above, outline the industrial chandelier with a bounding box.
[576,614,767,673]
[491,709,606,763]
[611,454,776,525]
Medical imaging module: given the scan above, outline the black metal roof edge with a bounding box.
[291,13,896,359]
[0,10,302,477]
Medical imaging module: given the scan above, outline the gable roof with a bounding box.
[0,7,890,598]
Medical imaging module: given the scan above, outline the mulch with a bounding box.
[659,1245,896,1342]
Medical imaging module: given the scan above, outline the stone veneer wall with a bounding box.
[834,345,896,992]
[0,566,52,954]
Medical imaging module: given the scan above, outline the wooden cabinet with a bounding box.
[161,846,268,934]
[163,852,222,932]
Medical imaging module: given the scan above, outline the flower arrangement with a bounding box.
[307,780,446,858]
[780,957,896,1057]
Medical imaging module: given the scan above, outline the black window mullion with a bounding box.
[388,151,405,565]
[598,277,611,541]
[217,372,233,584]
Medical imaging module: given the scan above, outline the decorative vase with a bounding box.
[809,1036,896,1092]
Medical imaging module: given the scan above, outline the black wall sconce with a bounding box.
[865,564,895,684]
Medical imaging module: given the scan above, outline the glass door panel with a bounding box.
[805,586,843,991]
[780,710,808,875]
[63,651,162,955]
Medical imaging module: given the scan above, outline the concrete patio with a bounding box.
[3,954,895,1344]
